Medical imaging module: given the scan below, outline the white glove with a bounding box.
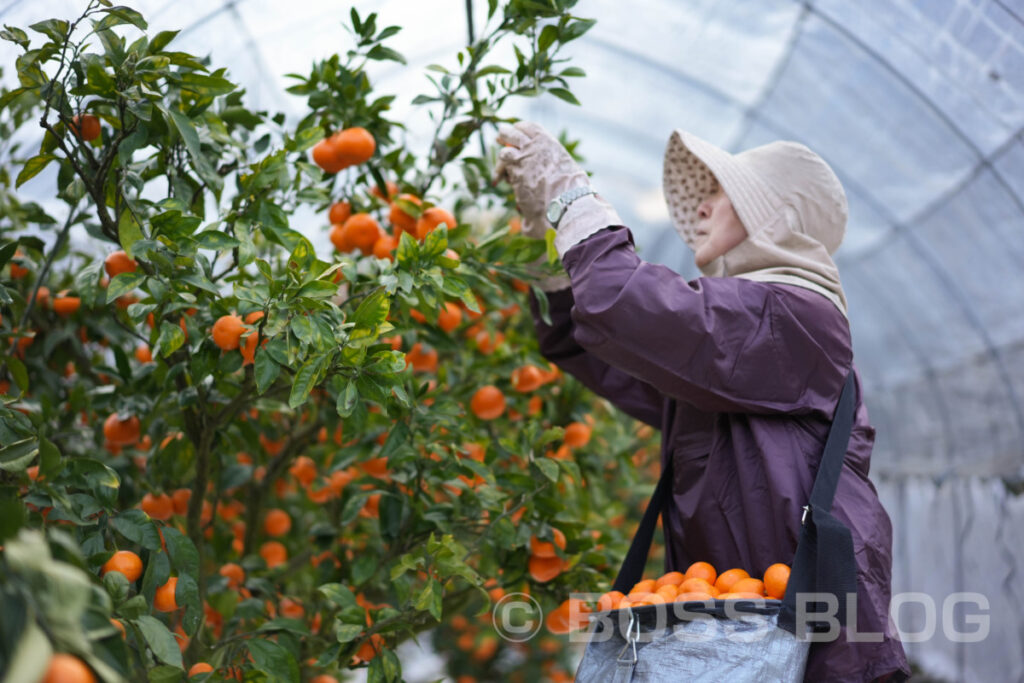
[494,121,621,258]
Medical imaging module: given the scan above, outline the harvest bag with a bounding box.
[576,371,859,683]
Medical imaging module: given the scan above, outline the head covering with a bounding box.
[662,130,849,318]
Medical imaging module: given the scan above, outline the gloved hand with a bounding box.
[494,121,621,258]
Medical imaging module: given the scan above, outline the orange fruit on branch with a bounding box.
[332,126,376,166]
[389,194,421,236]
[70,113,101,142]
[470,385,506,420]
[511,365,545,392]
[529,528,566,558]
[437,302,462,332]
[312,136,346,174]
[263,508,292,536]
[340,213,383,256]
[101,550,143,583]
[141,492,173,521]
[104,413,140,445]
[372,234,398,261]
[219,562,245,589]
[53,292,81,317]
[328,200,352,225]
[370,180,399,201]
[154,577,179,612]
[528,554,564,583]
[41,653,96,683]
[260,541,288,568]
[104,250,137,278]
[564,421,592,448]
[404,342,438,373]
[212,314,245,350]
[188,663,214,677]
[414,206,456,241]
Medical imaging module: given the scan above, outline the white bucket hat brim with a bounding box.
[662,130,780,248]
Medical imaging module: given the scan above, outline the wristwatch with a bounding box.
[546,186,597,229]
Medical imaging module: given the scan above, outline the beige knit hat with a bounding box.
[663,129,850,318]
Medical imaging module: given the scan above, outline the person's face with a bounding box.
[693,187,748,268]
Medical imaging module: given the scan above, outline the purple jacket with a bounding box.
[530,227,910,682]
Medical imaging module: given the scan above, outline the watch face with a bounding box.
[546,200,562,224]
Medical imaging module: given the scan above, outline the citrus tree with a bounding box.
[0,2,659,681]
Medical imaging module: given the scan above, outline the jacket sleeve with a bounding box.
[528,286,664,428]
[560,226,852,416]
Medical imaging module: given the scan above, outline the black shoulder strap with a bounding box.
[610,371,859,631]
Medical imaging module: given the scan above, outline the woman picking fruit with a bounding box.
[495,121,909,683]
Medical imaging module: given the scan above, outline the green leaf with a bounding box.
[176,573,202,636]
[16,154,56,188]
[69,459,120,505]
[179,272,220,296]
[149,29,179,53]
[254,351,280,394]
[335,623,364,643]
[135,615,183,669]
[366,45,406,64]
[369,649,401,682]
[296,280,339,299]
[110,509,163,550]
[159,104,221,191]
[538,24,559,51]
[288,361,320,409]
[288,316,314,348]
[179,72,236,97]
[119,210,144,256]
[335,380,357,417]
[162,527,199,578]
[38,437,62,479]
[106,272,145,303]
[196,230,240,250]
[534,457,560,482]
[148,665,185,683]
[415,578,443,621]
[395,231,419,265]
[156,320,186,357]
[562,18,596,41]
[0,438,37,473]
[318,583,358,610]
[6,355,28,393]
[249,637,300,682]
[0,26,30,49]
[352,288,390,332]
[547,87,580,105]
[97,6,148,30]
[28,18,68,43]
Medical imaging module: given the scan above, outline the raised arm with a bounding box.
[528,286,664,428]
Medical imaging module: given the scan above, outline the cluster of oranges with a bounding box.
[529,528,569,583]
[597,560,792,612]
[468,364,561,422]
[545,561,792,635]
[327,192,457,261]
[210,310,265,365]
[311,126,376,174]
